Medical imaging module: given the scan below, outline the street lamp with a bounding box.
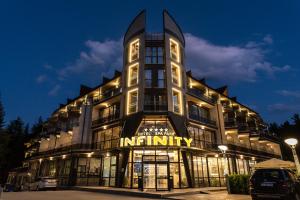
[218,145,229,175]
[285,138,300,176]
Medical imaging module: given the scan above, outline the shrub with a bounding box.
[228,174,250,194]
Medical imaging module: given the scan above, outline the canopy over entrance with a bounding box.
[254,158,295,169]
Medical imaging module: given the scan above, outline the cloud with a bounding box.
[268,103,300,113]
[36,75,48,83]
[263,34,273,44]
[48,84,61,96]
[276,90,300,98]
[58,39,123,80]
[184,33,290,83]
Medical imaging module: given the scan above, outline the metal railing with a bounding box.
[187,88,217,104]
[93,88,121,104]
[224,121,238,128]
[92,113,120,127]
[144,101,168,112]
[188,113,216,126]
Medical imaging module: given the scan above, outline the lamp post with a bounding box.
[218,145,229,175]
[218,145,229,192]
[285,138,300,176]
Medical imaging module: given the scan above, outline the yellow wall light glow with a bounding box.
[126,88,138,115]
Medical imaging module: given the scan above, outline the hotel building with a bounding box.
[24,10,281,191]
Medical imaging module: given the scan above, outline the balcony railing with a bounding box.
[92,113,120,127]
[144,101,167,112]
[93,88,121,104]
[224,121,238,128]
[187,88,216,105]
[237,122,249,132]
[227,144,280,158]
[188,113,216,126]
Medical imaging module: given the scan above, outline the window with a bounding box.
[128,64,138,87]
[171,63,181,86]
[188,126,215,149]
[95,104,120,125]
[172,89,182,115]
[144,69,165,88]
[145,47,164,64]
[145,70,152,88]
[170,39,180,62]
[93,126,121,150]
[157,69,165,88]
[127,89,138,114]
[129,39,139,62]
[144,95,167,111]
[102,156,117,186]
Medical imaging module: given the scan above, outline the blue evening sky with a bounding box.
[0,0,299,125]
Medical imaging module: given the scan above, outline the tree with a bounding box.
[31,116,44,137]
[0,97,5,131]
[0,117,26,184]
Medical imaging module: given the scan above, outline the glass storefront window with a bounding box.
[170,163,180,188]
[102,156,116,187]
[180,163,188,187]
[93,126,121,150]
[236,158,249,175]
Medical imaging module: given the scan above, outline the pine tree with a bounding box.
[0,97,5,131]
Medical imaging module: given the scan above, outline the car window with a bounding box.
[253,169,283,180]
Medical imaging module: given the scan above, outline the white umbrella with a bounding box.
[254,158,296,169]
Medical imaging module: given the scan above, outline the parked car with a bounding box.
[250,168,300,200]
[4,171,30,192]
[29,177,57,191]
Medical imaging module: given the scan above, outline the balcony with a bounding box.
[68,106,81,117]
[93,88,121,104]
[144,101,167,112]
[92,113,120,127]
[187,88,216,105]
[237,122,249,132]
[224,120,238,129]
[227,143,280,158]
[188,113,216,127]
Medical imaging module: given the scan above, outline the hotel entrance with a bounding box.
[124,149,187,190]
[142,155,169,191]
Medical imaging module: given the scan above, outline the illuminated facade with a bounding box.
[24,10,281,191]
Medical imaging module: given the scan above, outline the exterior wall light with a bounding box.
[87,152,94,158]
[285,138,300,175]
[62,155,66,159]
[218,145,228,153]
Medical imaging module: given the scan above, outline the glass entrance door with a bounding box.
[143,163,156,189]
[156,163,168,190]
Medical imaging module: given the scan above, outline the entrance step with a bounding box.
[61,186,227,199]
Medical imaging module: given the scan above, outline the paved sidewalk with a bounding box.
[0,190,251,200]
[175,191,251,200]
[69,186,227,198]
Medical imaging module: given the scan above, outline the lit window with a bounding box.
[128,63,138,87]
[170,39,180,63]
[172,89,182,115]
[127,89,138,115]
[129,39,139,63]
[171,63,181,87]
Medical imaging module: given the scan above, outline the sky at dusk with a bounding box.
[0,0,300,125]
